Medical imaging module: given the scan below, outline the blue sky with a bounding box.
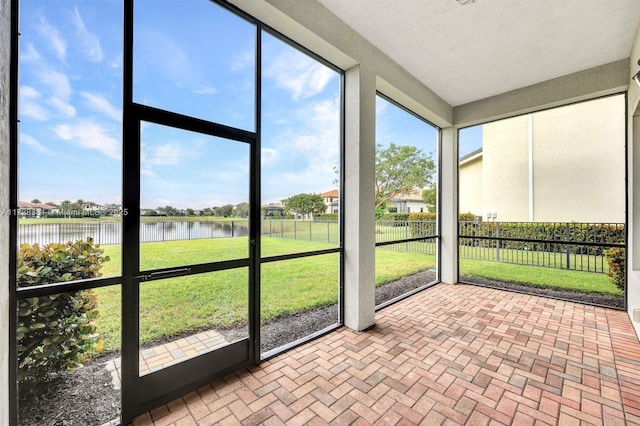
[376,96,438,173]
[18,0,481,210]
[459,125,483,158]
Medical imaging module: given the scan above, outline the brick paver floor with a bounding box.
[132,283,640,425]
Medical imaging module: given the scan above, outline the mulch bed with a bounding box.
[460,275,625,309]
[18,270,622,425]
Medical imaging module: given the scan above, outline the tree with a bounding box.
[156,205,180,216]
[375,143,435,209]
[421,186,437,213]
[186,208,195,216]
[216,204,234,217]
[30,199,41,204]
[284,193,325,218]
[234,202,249,218]
[59,200,78,218]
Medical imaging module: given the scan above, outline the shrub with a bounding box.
[457,221,625,255]
[604,248,625,291]
[382,213,410,222]
[408,212,437,221]
[316,213,338,221]
[17,238,108,384]
[459,212,478,222]
[408,213,437,237]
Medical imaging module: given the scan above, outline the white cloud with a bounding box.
[109,53,123,69]
[21,43,42,63]
[193,87,218,95]
[37,69,72,102]
[265,48,335,101]
[20,133,54,156]
[80,91,121,121]
[52,120,120,160]
[38,15,66,61]
[262,97,341,202]
[261,148,279,167]
[140,168,157,177]
[143,198,172,209]
[47,97,76,118]
[143,143,182,166]
[72,7,103,62]
[19,86,49,121]
[230,49,254,72]
[139,29,191,83]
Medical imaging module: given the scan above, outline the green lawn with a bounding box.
[459,258,621,296]
[459,244,610,274]
[91,236,620,352]
[95,237,431,351]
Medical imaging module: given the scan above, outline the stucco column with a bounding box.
[440,127,459,284]
[628,110,640,338]
[343,65,376,331]
[1,0,12,422]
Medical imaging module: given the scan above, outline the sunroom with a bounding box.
[2,0,640,424]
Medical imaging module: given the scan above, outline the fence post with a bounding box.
[294,221,297,240]
[231,221,234,238]
[327,221,330,244]
[162,221,165,242]
[495,222,500,262]
[565,222,570,270]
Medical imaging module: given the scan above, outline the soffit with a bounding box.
[317,0,640,106]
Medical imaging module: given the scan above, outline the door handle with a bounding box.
[135,267,192,281]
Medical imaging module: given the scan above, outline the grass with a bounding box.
[460,258,622,296]
[95,238,415,351]
[459,244,610,274]
[91,236,621,352]
[375,247,435,285]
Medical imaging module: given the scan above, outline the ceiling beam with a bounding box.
[454,59,629,128]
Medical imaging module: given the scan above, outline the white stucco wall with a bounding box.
[483,115,530,221]
[628,20,640,339]
[459,154,483,217]
[533,96,625,223]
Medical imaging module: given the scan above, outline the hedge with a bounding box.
[458,222,624,255]
[17,238,108,384]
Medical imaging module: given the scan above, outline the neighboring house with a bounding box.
[17,201,57,218]
[320,188,428,214]
[264,203,284,218]
[458,149,483,218]
[386,189,428,214]
[321,189,339,214]
[82,201,102,215]
[458,95,625,223]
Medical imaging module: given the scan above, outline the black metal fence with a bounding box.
[260,220,339,244]
[18,220,249,245]
[18,219,624,274]
[459,221,625,273]
[375,220,438,255]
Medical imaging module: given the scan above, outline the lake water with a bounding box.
[18,220,249,245]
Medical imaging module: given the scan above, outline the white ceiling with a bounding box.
[317,0,640,106]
